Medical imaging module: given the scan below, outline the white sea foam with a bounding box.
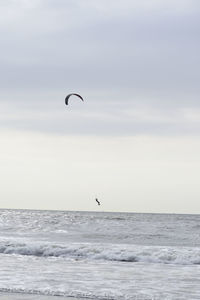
[0,239,200,265]
[1,251,200,300]
[1,209,200,300]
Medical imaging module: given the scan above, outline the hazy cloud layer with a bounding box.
[1,0,200,135]
[1,1,200,213]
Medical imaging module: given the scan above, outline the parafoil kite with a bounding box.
[65,93,84,105]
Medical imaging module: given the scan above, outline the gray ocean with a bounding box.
[0,209,200,300]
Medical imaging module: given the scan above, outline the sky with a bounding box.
[0,0,200,213]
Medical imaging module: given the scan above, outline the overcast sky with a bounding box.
[0,0,200,213]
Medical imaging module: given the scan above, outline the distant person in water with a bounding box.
[95,198,100,206]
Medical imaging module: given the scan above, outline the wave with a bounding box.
[1,239,200,265]
[0,287,116,300]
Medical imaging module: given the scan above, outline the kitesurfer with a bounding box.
[96,198,100,206]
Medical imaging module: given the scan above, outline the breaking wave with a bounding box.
[0,287,118,300]
[0,239,200,265]
[0,287,154,300]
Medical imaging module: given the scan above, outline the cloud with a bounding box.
[0,0,200,135]
[1,98,200,136]
[0,128,200,212]
[0,1,200,212]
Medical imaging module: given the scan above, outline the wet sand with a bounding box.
[0,293,87,300]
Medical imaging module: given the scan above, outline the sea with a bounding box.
[0,209,200,300]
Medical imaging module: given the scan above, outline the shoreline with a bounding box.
[0,293,88,300]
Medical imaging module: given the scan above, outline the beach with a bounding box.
[0,293,86,300]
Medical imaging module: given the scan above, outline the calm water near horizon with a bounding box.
[0,209,200,299]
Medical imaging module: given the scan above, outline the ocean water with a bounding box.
[0,209,200,300]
